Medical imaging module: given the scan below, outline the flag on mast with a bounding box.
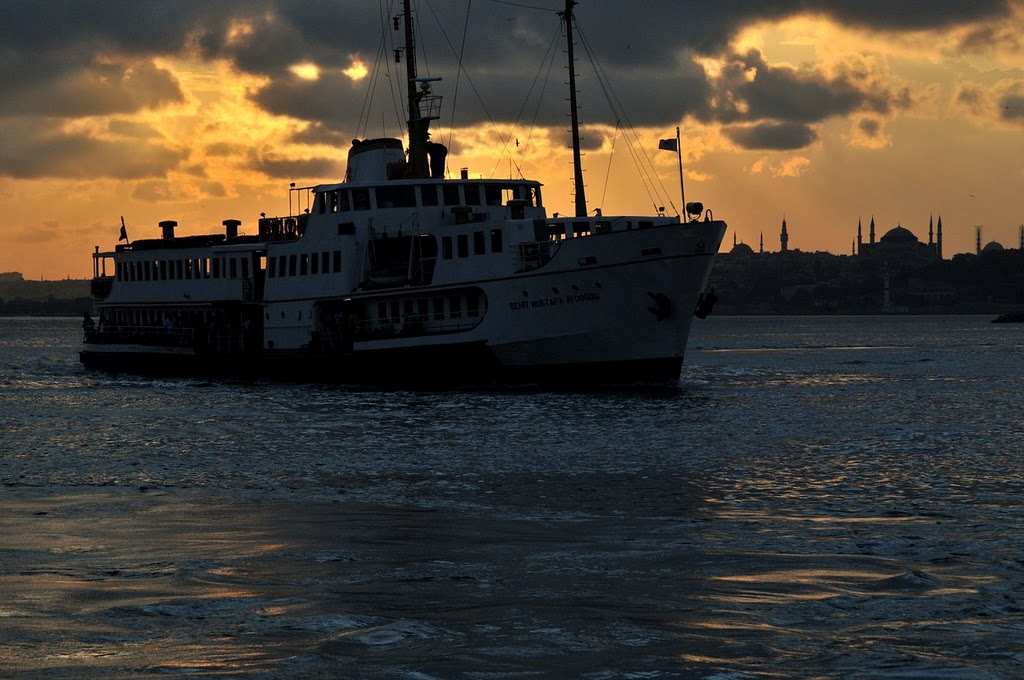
[118,216,128,242]
[658,138,678,152]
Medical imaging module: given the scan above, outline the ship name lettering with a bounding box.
[508,291,600,312]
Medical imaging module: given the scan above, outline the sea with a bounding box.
[1,315,1022,679]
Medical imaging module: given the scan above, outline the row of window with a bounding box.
[117,256,251,282]
[318,182,540,214]
[442,229,504,260]
[375,294,483,325]
[266,251,343,278]
[117,249,347,283]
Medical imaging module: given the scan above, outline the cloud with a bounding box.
[955,79,1024,126]
[749,155,812,177]
[999,83,1024,122]
[130,179,228,203]
[0,57,185,118]
[0,120,186,179]
[847,116,892,149]
[724,121,818,150]
[248,150,343,181]
[0,0,1017,183]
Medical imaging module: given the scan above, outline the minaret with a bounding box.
[870,216,876,245]
[759,231,764,254]
[1019,224,1023,250]
[937,216,943,259]
[780,216,789,253]
[857,218,862,254]
[976,226,982,255]
[733,231,737,248]
[928,214,934,246]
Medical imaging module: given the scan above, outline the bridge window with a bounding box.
[442,236,453,260]
[377,186,416,208]
[443,184,460,206]
[464,184,480,205]
[485,185,503,206]
[473,231,485,255]
[420,185,439,206]
[457,234,469,258]
[333,250,342,273]
[490,229,503,253]
[352,188,371,211]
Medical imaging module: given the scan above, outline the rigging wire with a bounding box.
[489,22,561,180]
[486,0,557,11]
[445,0,474,173]
[573,15,676,214]
[599,118,621,210]
[421,0,526,179]
[358,1,406,141]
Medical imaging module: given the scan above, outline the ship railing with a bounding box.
[516,239,559,272]
[352,313,482,340]
[207,328,247,355]
[85,324,196,347]
[90,276,113,300]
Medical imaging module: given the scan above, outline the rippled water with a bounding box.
[1,315,1023,678]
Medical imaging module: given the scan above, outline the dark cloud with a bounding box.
[108,120,166,140]
[697,49,910,128]
[0,58,184,118]
[131,180,228,203]
[0,0,1015,178]
[0,120,186,179]
[289,122,352,148]
[723,121,818,150]
[249,151,343,181]
[999,87,1024,121]
[858,118,881,136]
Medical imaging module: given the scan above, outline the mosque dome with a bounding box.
[981,241,1004,255]
[730,242,755,256]
[879,226,918,244]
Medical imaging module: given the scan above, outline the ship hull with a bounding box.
[79,341,683,385]
[81,219,725,385]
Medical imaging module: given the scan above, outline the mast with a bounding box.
[403,0,431,178]
[562,0,587,217]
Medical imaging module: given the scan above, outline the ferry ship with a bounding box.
[80,0,726,385]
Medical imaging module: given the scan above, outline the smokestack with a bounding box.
[223,219,241,239]
[159,220,177,239]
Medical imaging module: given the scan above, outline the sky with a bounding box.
[1,0,1023,279]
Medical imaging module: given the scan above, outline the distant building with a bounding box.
[0,272,25,282]
[857,218,941,265]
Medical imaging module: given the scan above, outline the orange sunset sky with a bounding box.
[1,0,1022,279]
